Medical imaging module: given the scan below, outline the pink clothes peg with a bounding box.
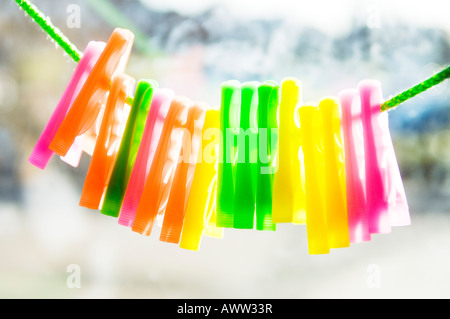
[118,89,174,227]
[339,89,371,243]
[359,80,410,234]
[28,41,105,169]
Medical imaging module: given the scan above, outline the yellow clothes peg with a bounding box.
[318,98,350,249]
[271,78,306,224]
[299,105,329,254]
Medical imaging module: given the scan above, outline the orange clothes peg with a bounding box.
[132,97,190,236]
[78,74,135,210]
[179,109,222,250]
[50,28,134,157]
[160,104,206,244]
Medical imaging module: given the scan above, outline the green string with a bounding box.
[15,0,82,63]
[14,0,136,104]
[381,65,450,112]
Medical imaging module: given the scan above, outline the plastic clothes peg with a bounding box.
[272,78,306,224]
[216,80,241,228]
[299,105,329,254]
[28,41,105,169]
[131,97,190,236]
[50,28,134,157]
[339,89,371,243]
[318,98,350,248]
[118,89,174,227]
[359,80,410,233]
[179,109,222,250]
[101,79,157,217]
[203,206,223,239]
[255,81,279,231]
[78,74,135,209]
[160,104,206,243]
[233,81,259,229]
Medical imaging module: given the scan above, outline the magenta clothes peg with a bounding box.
[339,89,371,243]
[359,80,410,234]
[28,41,105,169]
[118,89,174,227]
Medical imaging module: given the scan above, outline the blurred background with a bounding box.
[0,0,450,298]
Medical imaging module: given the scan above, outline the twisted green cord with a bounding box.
[15,0,82,63]
[381,65,450,112]
[14,0,136,104]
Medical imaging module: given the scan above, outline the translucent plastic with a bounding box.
[233,81,259,229]
[339,89,371,243]
[359,80,410,233]
[318,97,350,249]
[118,89,174,227]
[299,105,329,254]
[28,41,105,169]
[216,80,240,227]
[179,109,222,250]
[79,73,135,210]
[100,79,157,217]
[131,97,190,236]
[160,104,206,243]
[272,78,306,224]
[255,81,279,231]
[49,28,134,157]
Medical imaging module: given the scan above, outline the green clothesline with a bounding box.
[14,0,450,112]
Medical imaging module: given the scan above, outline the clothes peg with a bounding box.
[101,79,157,217]
[339,89,371,243]
[299,105,329,254]
[203,203,223,239]
[272,78,306,224]
[359,80,410,233]
[28,41,105,169]
[318,97,350,248]
[49,28,134,157]
[216,80,241,228]
[255,81,279,231]
[118,88,174,227]
[179,109,222,250]
[233,81,259,229]
[78,73,135,210]
[132,97,190,236]
[160,103,207,244]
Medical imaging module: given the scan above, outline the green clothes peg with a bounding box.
[233,81,259,229]
[255,81,279,231]
[216,80,240,227]
[101,79,157,217]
